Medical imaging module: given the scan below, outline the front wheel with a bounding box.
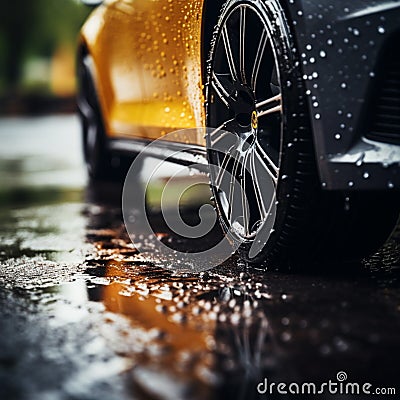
[206,0,400,269]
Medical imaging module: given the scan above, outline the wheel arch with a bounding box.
[77,36,113,138]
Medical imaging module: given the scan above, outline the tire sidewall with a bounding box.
[77,52,110,180]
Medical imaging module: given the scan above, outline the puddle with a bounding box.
[0,116,399,399]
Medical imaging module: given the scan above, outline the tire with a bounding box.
[206,0,400,269]
[77,51,115,181]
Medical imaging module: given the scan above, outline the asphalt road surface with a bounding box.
[0,115,400,400]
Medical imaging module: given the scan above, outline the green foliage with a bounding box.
[0,0,91,92]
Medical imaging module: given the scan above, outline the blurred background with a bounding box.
[0,0,92,209]
[0,0,208,212]
[0,0,90,115]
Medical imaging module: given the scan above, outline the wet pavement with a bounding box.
[0,115,400,400]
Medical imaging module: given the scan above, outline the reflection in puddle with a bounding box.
[19,201,279,399]
[83,255,274,398]
[0,192,399,400]
[1,195,398,398]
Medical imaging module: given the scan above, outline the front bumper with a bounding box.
[285,0,400,190]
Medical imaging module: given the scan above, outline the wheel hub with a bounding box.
[251,111,258,130]
[232,83,258,151]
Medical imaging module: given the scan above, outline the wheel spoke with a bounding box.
[209,118,235,147]
[256,94,282,118]
[251,30,268,90]
[239,7,247,84]
[222,25,238,81]
[214,142,236,189]
[227,152,242,224]
[241,150,251,235]
[211,72,236,108]
[254,141,279,184]
[249,148,268,220]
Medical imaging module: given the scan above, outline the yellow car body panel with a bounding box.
[80,0,206,145]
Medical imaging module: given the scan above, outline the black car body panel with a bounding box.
[280,0,400,190]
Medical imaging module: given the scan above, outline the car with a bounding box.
[77,0,400,269]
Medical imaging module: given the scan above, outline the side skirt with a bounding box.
[109,138,209,171]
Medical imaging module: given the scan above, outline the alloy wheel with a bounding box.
[207,3,283,249]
